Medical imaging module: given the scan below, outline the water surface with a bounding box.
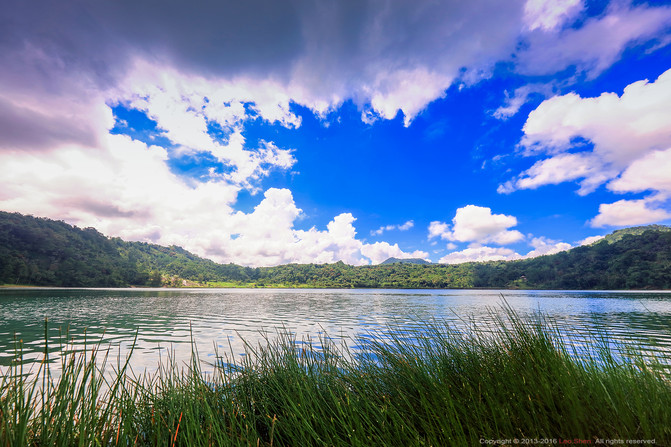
[1,288,670,375]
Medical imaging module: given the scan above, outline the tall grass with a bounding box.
[1,307,670,446]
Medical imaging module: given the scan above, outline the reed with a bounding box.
[1,306,670,446]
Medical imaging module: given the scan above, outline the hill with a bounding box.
[0,211,254,287]
[599,225,671,244]
[1,211,670,289]
[479,225,671,289]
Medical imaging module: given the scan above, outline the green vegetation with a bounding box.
[0,211,254,287]
[1,210,670,289]
[2,309,670,445]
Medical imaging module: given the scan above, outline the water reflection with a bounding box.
[1,288,670,377]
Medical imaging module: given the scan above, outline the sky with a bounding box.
[1,0,671,267]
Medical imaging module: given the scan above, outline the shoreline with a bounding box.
[2,310,669,445]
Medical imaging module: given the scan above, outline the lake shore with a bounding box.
[2,309,669,445]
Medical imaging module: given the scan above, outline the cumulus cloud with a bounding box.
[608,148,671,195]
[360,243,428,265]
[521,70,671,165]
[590,198,671,228]
[502,68,671,226]
[0,131,424,267]
[493,2,671,117]
[2,0,669,148]
[371,220,414,236]
[437,235,572,264]
[3,0,671,266]
[497,153,619,195]
[524,236,572,257]
[439,246,521,264]
[429,205,524,245]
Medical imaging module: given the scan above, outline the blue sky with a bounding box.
[1,0,671,266]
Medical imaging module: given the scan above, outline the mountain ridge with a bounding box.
[1,210,670,289]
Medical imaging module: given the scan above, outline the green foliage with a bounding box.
[0,211,256,287]
[1,211,670,289]
[254,262,477,288]
[0,211,134,287]
[599,224,671,245]
[472,230,671,289]
[2,310,671,445]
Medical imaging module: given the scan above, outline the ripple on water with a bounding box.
[1,288,671,377]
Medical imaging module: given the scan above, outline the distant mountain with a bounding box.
[1,210,670,289]
[380,257,431,265]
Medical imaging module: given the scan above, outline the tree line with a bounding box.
[1,211,669,289]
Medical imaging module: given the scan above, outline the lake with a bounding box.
[1,288,671,377]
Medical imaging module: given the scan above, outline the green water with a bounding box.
[1,288,670,374]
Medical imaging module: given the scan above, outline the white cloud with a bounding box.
[115,64,298,190]
[523,0,583,31]
[0,0,534,138]
[608,147,671,195]
[3,0,671,269]
[523,236,572,258]
[2,0,669,152]
[437,234,573,264]
[503,69,671,224]
[521,70,671,166]
[493,84,553,120]
[439,246,521,264]
[398,221,414,231]
[579,235,605,246]
[590,198,671,228]
[498,153,619,195]
[0,130,424,267]
[429,205,524,245]
[428,221,451,240]
[360,243,428,265]
[366,68,453,126]
[371,220,414,236]
[517,4,671,78]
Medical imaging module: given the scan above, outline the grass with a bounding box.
[1,306,670,446]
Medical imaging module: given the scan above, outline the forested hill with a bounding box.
[0,211,253,287]
[1,210,670,289]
